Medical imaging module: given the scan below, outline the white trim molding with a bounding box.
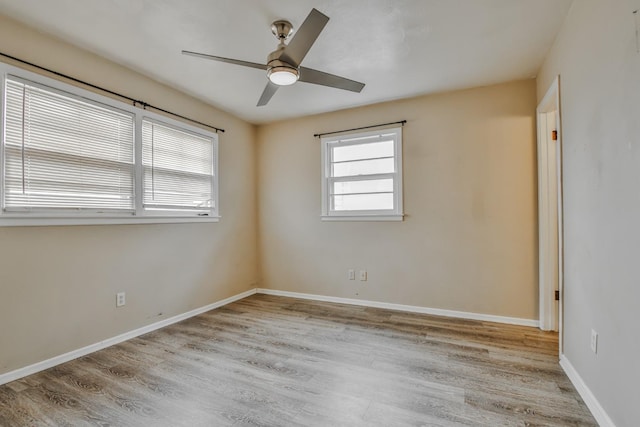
[256,288,539,327]
[0,288,257,386]
[560,355,616,427]
[537,74,563,337]
[0,215,221,227]
[320,214,404,222]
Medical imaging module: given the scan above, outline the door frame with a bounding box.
[537,76,564,353]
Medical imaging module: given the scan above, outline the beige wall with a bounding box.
[0,15,258,375]
[537,1,640,425]
[257,80,539,320]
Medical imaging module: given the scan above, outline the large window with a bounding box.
[4,77,135,213]
[0,64,219,226]
[321,127,403,221]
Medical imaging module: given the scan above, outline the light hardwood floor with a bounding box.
[0,294,596,426]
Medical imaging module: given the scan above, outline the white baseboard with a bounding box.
[0,288,257,386]
[256,288,539,328]
[560,355,616,427]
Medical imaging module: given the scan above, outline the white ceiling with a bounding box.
[0,0,572,124]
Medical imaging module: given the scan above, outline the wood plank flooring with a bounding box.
[0,294,596,426]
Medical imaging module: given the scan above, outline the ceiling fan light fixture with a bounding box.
[268,66,299,86]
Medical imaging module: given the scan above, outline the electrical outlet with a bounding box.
[348,269,355,280]
[359,270,367,281]
[590,329,598,353]
[116,292,126,307]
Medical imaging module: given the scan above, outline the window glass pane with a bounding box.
[332,179,393,195]
[332,193,394,211]
[332,158,394,177]
[332,140,394,162]
[3,79,135,211]
[142,120,213,211]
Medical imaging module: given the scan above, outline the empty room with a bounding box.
[0,1,637,426]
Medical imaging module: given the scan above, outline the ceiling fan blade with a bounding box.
[299,67,365,93]
[182,50,267,70]
[257,81,279,106]
[279,9,329,67]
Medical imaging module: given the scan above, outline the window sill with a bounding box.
[321,214,404,222]
[0,215,221,227]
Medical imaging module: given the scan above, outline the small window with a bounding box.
[142,119,215,215]
[321,127,403,221]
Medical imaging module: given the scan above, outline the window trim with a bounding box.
[320,126,404,221]
[0,62,220,227]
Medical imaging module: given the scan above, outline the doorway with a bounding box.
[537,77,563,352]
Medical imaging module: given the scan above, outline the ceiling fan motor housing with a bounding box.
[267,44,299,85]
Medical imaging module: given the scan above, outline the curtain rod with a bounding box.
[314,120,406,138]
[0,51,225,133]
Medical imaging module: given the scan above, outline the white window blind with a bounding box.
[3,77,135,212]
[142,119,214,213]
[321,127,403,220]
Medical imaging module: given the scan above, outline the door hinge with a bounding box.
[552,130,558,141]
[555,290,560,301]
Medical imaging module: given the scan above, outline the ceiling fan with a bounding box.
[182,8,365,107]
